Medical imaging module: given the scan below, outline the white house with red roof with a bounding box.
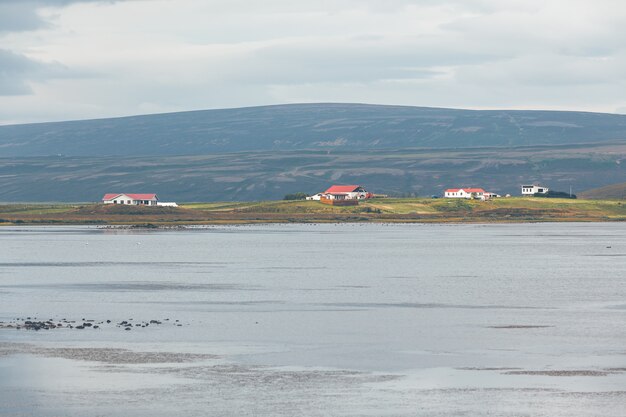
[444,188,486,200]
[307,185,372,201]
[102,193,158,206]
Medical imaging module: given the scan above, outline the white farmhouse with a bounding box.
[444,188,486,200]
[323,185,372,200]
[521,184,549,196]
[307,185,373,201]
[102,193,158,205]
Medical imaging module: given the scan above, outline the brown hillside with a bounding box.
[580,182,626,199]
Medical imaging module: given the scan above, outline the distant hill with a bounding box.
[1,103,625,202]
[1,143,624,202]
[580,182,626,199]
[2,103,626,157]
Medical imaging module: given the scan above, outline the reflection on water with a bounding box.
[1,282,255,292]
[1,223,625,416]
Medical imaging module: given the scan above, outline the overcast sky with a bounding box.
[1,0,625,124]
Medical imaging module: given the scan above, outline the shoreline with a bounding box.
[1,218,624,227]
[1,197,624,226]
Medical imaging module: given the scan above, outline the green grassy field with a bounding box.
[186,197,626,216]
[1,197,624,226]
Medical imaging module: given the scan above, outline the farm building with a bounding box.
[306,193,325,201]
[323,185,372,200]
[102,193,177,206]
[306,185,372,205]
[443,188,501,200]
[103,193,158,205]
[444,188,486,200]
[318,193,359,206]
[521,184,549,196]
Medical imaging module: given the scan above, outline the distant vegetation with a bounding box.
[534,191,577,199]
[283,192,308,200]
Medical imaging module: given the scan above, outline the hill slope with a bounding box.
[2,103,626,157]
[580,182,626,199]
[1,143,624,202]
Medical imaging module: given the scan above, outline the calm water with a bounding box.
[1,223,625,416]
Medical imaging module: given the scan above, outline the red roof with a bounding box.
[102,193,157,201]
[445,188,485,193]
[325,185,363,193]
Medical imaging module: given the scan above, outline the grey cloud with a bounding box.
[228,37,506,85]
[0,0,121,96]
[0,0,123,33]
[440,4,626,60]
[191,0,503,14]
[0,49,71,95]
[0,2,46,32]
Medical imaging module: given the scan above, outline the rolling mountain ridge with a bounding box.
[2,103,626,157]
[0,103,625,201]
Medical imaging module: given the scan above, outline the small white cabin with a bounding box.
[483,192,501,199]
[521,185,549,196]
[306,193,324,201]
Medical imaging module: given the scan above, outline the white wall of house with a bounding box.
[104,194,133,204]
[444,189,486,200]
[445,190,468,198]
[311,191,368,200]
[325,193,348,200]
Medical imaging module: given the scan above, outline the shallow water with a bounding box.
[1,223,625,416]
